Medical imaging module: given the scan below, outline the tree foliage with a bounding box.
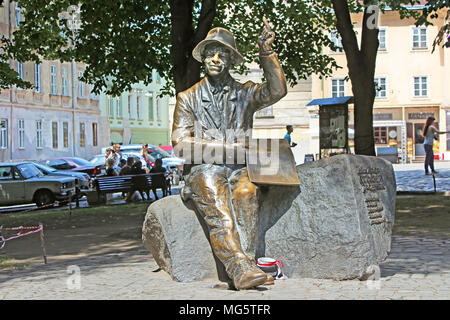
[1,0,449,156]
[431,10,450,52]
[419,2,450,53]
[2,1,447,92]
[215,0,340,89]
[0,56,33,90]
[1,0,344,96]
[1,0,448,94]
[1,0,172,94]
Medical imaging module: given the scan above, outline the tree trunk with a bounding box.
[352,76,376,155]
[332,0,378,156]
[169,0,216,94]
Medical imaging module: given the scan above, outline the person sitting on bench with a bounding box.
[126,161,152,202]
[150,158,167,200]
[119,157,134,176]
[105,158,118,176]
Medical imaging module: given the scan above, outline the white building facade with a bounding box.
[0,1,109,162]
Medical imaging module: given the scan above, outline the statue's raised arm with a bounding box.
[258,17,275,53]
[250,17,287,111]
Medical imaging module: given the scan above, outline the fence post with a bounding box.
[68,192,72,220]
[39,223,47,264]
[75,187,80,208]
[432,174,436,193]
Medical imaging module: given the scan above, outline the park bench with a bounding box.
[89,173,169,204]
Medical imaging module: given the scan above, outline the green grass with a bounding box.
[0,253,29,270]
[0,202,151,270]
[0,202,150,231]
[393,194,450,239]
[1,196,448,236]
[0,195,448,271]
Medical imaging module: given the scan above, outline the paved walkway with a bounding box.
[0,236,449,300]
[394,161,450,192]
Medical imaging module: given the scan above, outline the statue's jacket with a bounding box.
[172,52,287,175]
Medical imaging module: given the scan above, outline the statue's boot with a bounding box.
[228,256,267,290]
[264,274,275,286]
[234,269,268,290]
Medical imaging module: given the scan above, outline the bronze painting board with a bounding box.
[246,138,300,186]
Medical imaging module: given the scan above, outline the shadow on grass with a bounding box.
[0,201,152,279]
[377,195,450,277]
[1,194,449,285]
[0,248,156,286]
[393,194,450,239]
[0,202,151,230]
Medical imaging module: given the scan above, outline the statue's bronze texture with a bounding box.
[172,23,288,290]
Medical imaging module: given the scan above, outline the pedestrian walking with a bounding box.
[284,125,297,148]
[423,116,450,175]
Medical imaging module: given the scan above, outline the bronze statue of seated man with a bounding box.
[172,19,288,290]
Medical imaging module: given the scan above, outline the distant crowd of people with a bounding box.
[102,143,168,202]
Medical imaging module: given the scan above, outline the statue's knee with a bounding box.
[188,175,216,198]
[190,167,225,187]
[233,182,257,200]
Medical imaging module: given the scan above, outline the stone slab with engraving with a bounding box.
[142,154,396,282]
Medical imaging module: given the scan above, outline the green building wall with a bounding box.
[99,70,170,148]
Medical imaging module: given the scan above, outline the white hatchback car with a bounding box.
[0,162,76,207]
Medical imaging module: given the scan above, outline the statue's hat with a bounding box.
[192,27,243,65]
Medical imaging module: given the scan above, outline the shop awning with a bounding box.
[306,96,353,106]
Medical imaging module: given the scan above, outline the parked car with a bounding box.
[88,154,108,176]
[153,146,184,184]
[30,162,91,192]
[89,154,106,167]
[0,162,76,207]
[101,144,165,159]
[89,152,153,171]
[101,144,181,162]
[101,144,184,183]
[159,145,174,157]
[121,152,150,168]
[40,157,102,177]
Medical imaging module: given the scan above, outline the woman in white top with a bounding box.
[423,116,450,175]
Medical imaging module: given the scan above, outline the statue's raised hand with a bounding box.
[258,17,275,53]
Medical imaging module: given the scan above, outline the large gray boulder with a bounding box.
[142,196,218,282]
[142,154,396,282]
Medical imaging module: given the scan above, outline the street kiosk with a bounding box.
[306,96,353,159]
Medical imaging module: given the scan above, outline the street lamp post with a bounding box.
[71,57,76,157]
[67,5,81,157]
